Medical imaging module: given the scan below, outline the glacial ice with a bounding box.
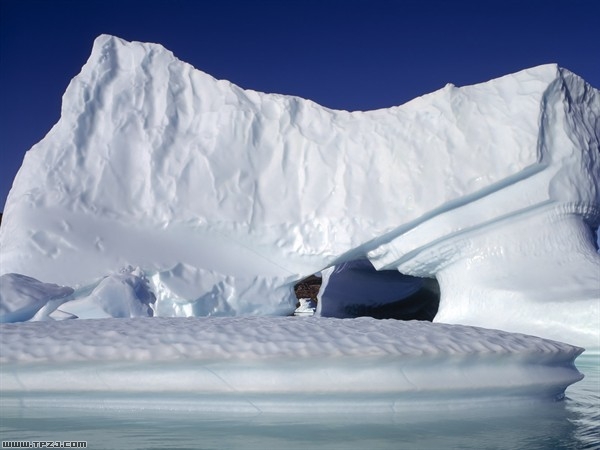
[0,316,584,412]
[0,274,73,323]
[0,35,598,349]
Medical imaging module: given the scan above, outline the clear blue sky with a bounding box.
[1,0,599,211]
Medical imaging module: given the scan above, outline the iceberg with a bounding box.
[0,35,598,349]
[0,316,584,412]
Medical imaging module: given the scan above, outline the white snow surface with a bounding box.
[0,35,599,348]
[0,317,584,412]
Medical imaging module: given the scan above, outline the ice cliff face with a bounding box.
[1,35,598,347]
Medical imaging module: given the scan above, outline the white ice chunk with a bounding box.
[0,274,73,323]
[55,266,155,319]
[294,298,316,316]
[0,317,584,412]
[149,262,296,317]
[1,268,156,322]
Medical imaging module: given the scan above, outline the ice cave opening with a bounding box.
[295,259,440,320]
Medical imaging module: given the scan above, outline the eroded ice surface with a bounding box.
[0,274,74,323]
[0,317,584,412]
[0,35,598,349]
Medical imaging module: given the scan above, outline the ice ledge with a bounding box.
[0,317,584,409]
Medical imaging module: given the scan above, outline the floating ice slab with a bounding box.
[0,317,583,412]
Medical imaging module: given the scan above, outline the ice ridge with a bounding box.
[0,35,598,348]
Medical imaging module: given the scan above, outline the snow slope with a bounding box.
[0,35,598,347]
[0,317,584,412]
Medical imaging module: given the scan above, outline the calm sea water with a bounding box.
[1,354,598,450]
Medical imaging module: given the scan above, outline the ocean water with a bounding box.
[1,354,598,450]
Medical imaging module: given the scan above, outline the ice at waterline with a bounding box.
[0,34,598,410]
[0,316,585,412]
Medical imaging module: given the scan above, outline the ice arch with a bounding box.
[314,259,439,321]
[0,35,598,348]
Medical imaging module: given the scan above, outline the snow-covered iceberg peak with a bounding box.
[0,35,598,347]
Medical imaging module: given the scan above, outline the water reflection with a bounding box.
[565,354,600,449]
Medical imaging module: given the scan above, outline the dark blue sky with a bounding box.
[1,0,599,210]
